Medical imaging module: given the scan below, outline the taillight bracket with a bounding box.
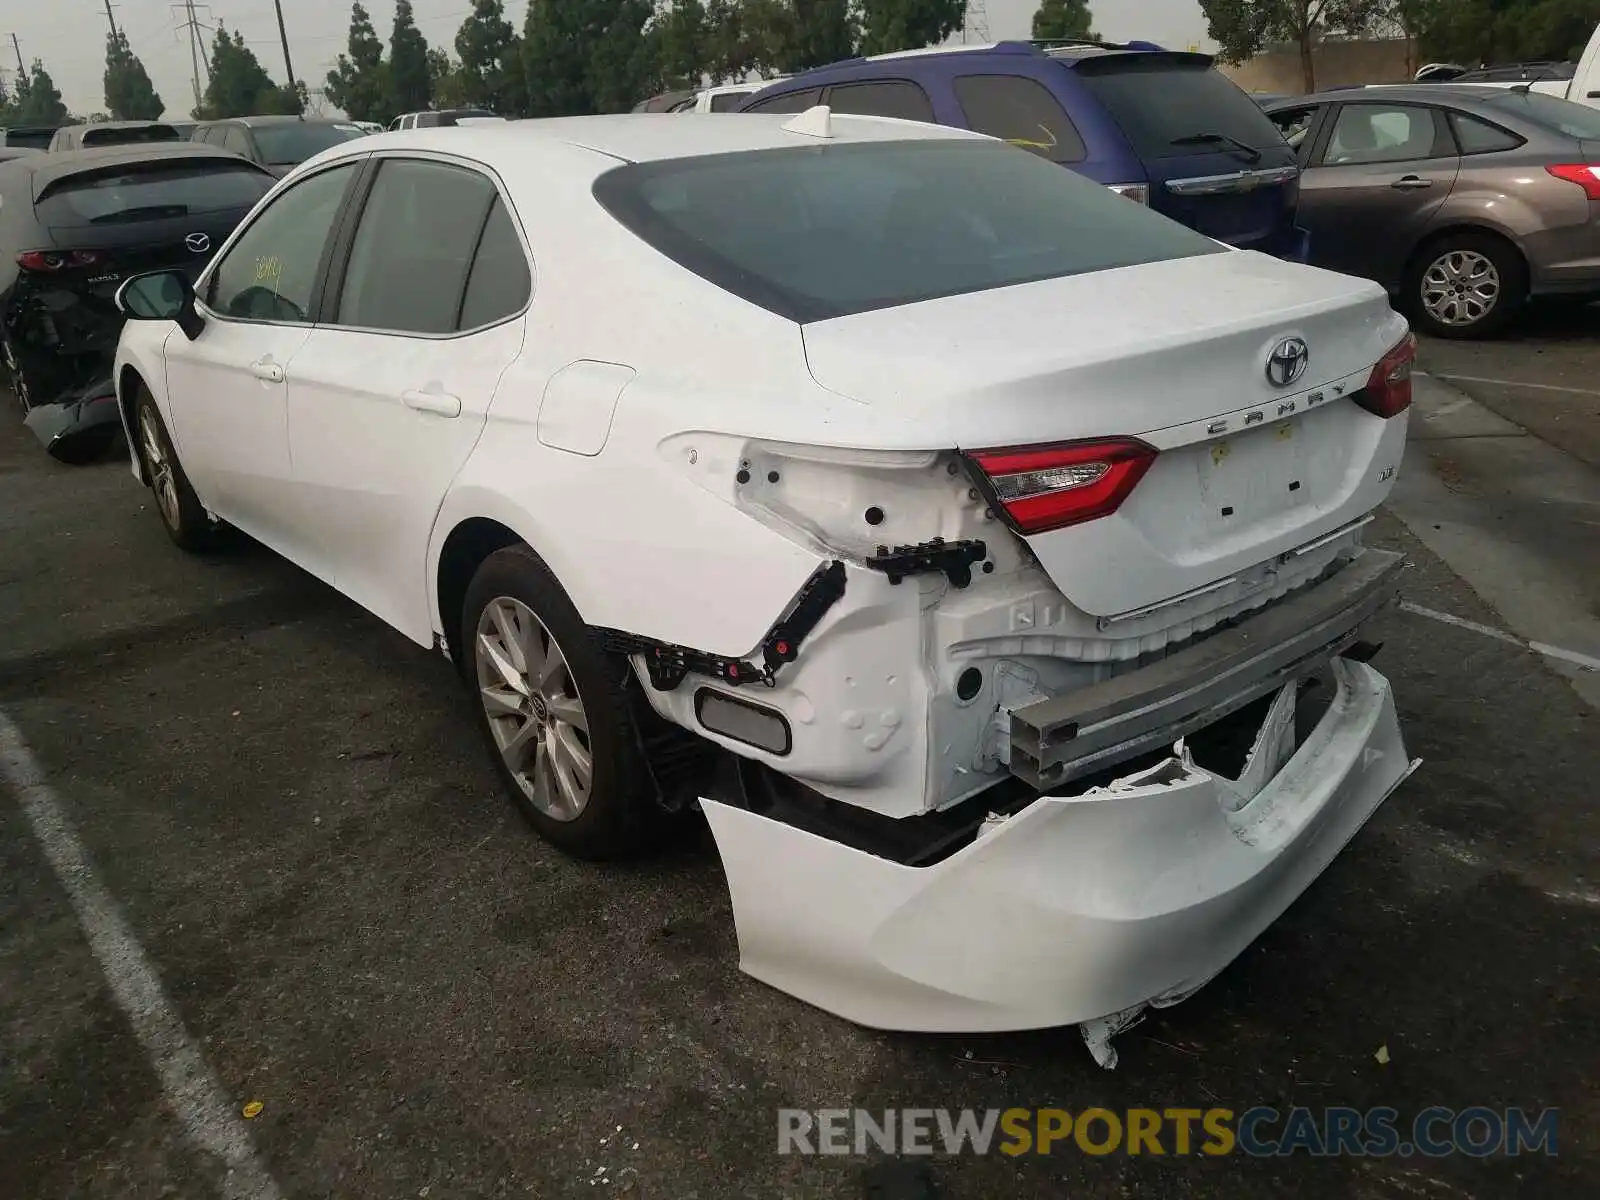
[866,537,989,588]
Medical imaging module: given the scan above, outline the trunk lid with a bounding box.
[801,251,1411,618]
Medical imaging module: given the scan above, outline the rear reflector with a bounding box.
[1546,164,1600,200]
[17,249,104,272]
[695,688,792,756]
[967,438,1158,534]
[1354,332,1417,419]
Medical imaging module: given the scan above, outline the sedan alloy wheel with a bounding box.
[1420,249,1501,329]
[474,595,594,822]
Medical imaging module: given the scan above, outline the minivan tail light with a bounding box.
[1108,182,1150,204]
[1546,164,1600,200]
[16,249,104,272]
[968,438,1158,534]
[1355,333,1417,419]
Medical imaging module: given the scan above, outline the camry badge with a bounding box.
[1266,337,1309,389]
[185,232,211,254]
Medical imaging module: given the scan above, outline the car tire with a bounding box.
[462,544,660,861]
[1405,231,1527,340]
[133,389,219,553]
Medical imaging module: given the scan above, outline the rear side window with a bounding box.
[1076,59,1286,159]
[458,196,532,329]
[336,158,498,334]
[1451,113,1524,154]
[745,88,822,114]
[953,75,1087,163]
[34,161,274,226]
[826,81,935,123]
[593,139,1223,323]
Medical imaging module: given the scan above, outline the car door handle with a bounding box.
[402,389,462,417]
[1587,89,1600,98]
[248,359,284,383]
[1390,176,1434,190]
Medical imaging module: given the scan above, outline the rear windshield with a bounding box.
[1482,90,1600,139]
[3,129,56,150]
[82,125,180,147]
[36,161,274,226]
[252,122,362,165]
[1075,58,1288,159]
[593,139,1225,322]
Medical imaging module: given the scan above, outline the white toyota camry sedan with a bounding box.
[112,109,1420,1050]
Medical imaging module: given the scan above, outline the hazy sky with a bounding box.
[0,0,1215,120]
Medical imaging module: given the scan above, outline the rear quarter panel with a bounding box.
[1430,155,1598,289]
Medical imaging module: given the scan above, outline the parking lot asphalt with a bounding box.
[1420,304,1600,470]
[2,376,1597,1199]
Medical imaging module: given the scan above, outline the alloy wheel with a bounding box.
[139,408,181,531]
[474,596,594,822]
[1421,249,1501,329]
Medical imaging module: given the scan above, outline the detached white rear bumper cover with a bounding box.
[700,655,1416,1036]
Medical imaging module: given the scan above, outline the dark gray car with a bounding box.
[1267,86,1600,337]
[190,115,366,177]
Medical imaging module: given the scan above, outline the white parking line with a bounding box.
[1429,372,1600,398]
[1398,602,1600,672]
[0,710,283,1200]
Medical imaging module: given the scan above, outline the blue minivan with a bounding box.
[736,40,1309,261]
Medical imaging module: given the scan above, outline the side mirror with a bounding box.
[115,270,206,341]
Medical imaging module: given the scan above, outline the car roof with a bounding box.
[320,111,984,166]
[79,119,176,130]
[1269,84,1563,111]
[200,115,348,127]
[19,142,258,196]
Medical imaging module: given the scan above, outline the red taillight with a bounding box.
[1355,332,1417,419]
[16,249,103,272]
[968,438,1158,535]
[1546,164,1600,200]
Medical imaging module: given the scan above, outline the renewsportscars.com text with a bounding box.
[777,1106,1559,1159]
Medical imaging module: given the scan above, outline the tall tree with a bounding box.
[1031,0,1097,41]
[198,25,291,118]
[780,0,856,69]
[456,0,524,112]
[856,0,966,56]
[388,0,433,115]
[651,0,712,89]
[326,3,390,123]
[523,0,655,116]
[1200,0,1386,91]
[10,61,68,125]
[103,31,165,120]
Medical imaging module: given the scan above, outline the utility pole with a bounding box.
[270,0,299,102]
[183,0,203,112]
[10,33,23,77]
[101,1,120,39]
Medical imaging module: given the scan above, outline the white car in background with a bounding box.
[109,111,1420,1056]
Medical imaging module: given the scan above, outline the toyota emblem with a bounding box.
[1265,337,1309,389]
[185,232,211,254]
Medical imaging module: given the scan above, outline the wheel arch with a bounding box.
[1404,221,1530,286]
[434,515,529,673]
[117,363,150,485]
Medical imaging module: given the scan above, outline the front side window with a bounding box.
[205,162,357,322]
[745,88,823,114]
[953,75,1087,163]
[334,158,499,334]
[593,139,1224,323]
[1270,105,1320,154]
[708,92,748,113]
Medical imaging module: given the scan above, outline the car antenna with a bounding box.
[782,105,834,140]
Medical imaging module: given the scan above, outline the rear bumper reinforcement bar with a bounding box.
[1008,548,1406,790]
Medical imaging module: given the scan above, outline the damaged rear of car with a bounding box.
[587,131,1422,1058]
[0,143,274,453]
